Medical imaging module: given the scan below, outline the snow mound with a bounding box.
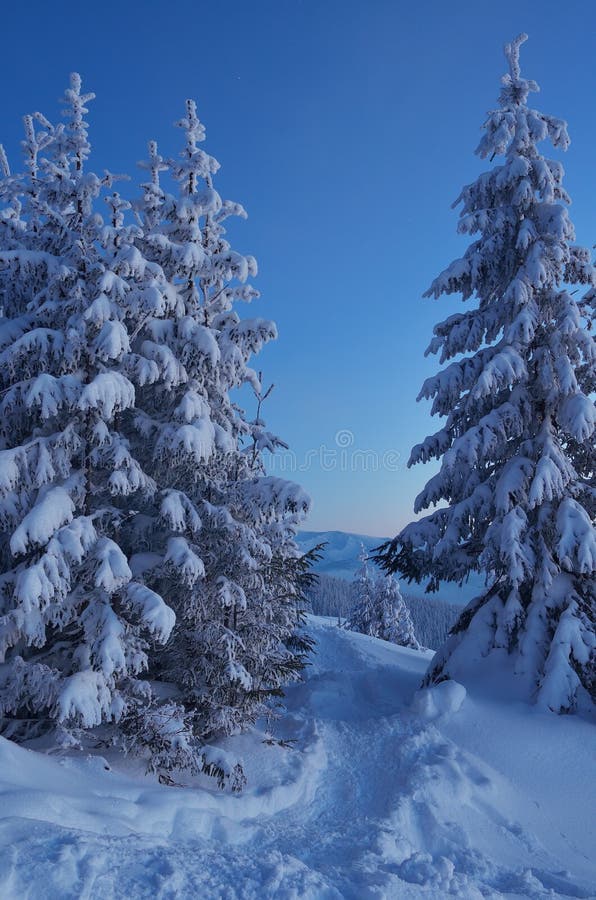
[0,616,594,898]
[411,679,467,720]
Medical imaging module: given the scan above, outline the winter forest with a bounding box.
[0,17,594,900]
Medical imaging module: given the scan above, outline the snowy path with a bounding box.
[252,622,595,898]
[0,617,594,898]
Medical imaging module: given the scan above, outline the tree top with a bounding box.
[500,32,539,108]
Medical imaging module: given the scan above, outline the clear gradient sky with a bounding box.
[1,0,594,536]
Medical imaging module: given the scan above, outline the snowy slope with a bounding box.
[0,616,594,899]
[297,529,489,605]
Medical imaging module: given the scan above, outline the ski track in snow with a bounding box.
[0,618,594,899]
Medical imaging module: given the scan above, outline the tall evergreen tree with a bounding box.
[0,77,175,748]
[377,35,596,712]
[348,546,379,637]
[349,548,419,648]
[377,576,420,650]
[0,80,313,779]
[116,101,313,746]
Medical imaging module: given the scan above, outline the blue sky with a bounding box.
[1,0,594,536]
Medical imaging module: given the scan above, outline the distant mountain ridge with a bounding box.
[296,529,488,607]
[296,530,384,581]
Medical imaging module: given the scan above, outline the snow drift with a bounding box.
[0,616,593,898]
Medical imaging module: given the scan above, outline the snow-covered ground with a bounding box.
[0,616,594,898]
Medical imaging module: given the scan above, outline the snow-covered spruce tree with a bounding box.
[348,548,418,647]
[377,576,420,649]
[0,77,176,749]
[348,546,379,636]
[0,80,313,779]
[112,100,313,754]
[377,35,596,712]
